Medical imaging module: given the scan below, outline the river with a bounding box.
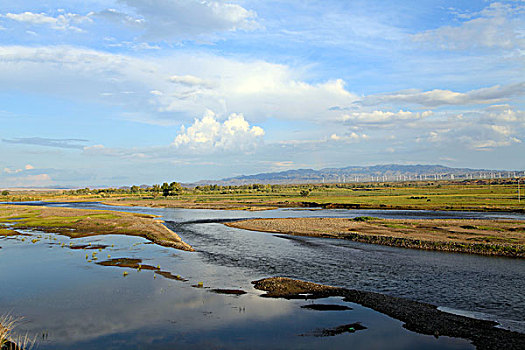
[1,202,523,349]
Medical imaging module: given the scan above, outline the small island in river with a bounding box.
[0,205,193,251]
[227,216,525,257]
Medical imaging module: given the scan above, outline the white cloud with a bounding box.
[0,173,53,187]
[329,132,368,143]
[3,164,35,174]
[483,105,525,123]
[468,137,521,151]
[361,83,525,107]
[417,108,524,151]
[490,124,513,136]
[3,167,22,174]
[340,110,432,125]
[169,75,214,88]
[0,45,358,124]
[412,2,525,51]
[1,11,92,32]
[172,110,264,153]
[95,0,258,41]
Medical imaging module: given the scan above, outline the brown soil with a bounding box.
[300,304,352,311]
[210,289,247,295]
[0,205,193,251]
[69,244,108,250]
[227,217,525,257]
[96,258,187,281]
[253,277,525,349]
[154,270,187,281]
[97,258,157,270]
[306,322,366,337]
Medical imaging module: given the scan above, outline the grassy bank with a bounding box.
[227,217,525,258]
[0,205,193,251]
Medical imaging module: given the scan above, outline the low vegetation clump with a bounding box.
[352,216,376,222]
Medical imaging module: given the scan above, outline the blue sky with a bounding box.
[0,0,523,187]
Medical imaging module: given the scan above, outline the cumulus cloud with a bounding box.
[94,0,258,41]
[361,83,525,107]
[417,107,524,151]
[172,110,264,153]
[482,105,525,123]
[329,132,368,142]
[412,2,525,51]
[1,11,92,32]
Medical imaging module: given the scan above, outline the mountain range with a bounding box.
[193,164,524,186]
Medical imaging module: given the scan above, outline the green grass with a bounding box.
[0,228,16,235]
[352,216,377,222]
[3,181,525,212]
[12,213,121,228]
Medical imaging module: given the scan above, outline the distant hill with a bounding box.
[193,164,524,186]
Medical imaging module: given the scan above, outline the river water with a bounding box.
[1,202,524,349]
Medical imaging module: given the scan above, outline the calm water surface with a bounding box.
[1,202,523,349]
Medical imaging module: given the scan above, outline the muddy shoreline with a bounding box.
[253,277,525,349]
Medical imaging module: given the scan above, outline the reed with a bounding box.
[0,314,35,350]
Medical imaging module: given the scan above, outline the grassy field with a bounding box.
[0,205,193,251]
[3,180,521,212]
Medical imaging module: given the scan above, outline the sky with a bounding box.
[0,0,524,187]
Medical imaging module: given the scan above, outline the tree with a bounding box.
[169,182,182,195]
[130,185,140,194]
[152,184,161,196]
[300,189,310,197]
[1,190,9,196]
[161,182,170,197]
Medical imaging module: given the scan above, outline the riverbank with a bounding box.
[98,197,525,212]
[252,277,525,350]
[0,205,193,251]
[99,198,278,211]
[227,217,525,257]
[4,180,524,213]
